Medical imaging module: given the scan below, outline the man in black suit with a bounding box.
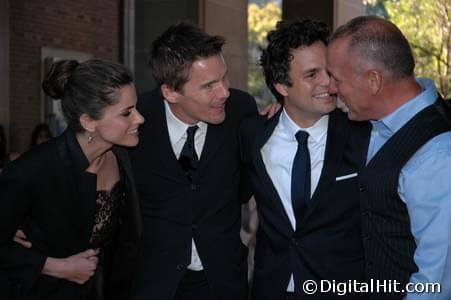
[240,19,369,299]
[129,23,258,300]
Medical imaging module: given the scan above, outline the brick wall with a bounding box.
[9,0,121,153]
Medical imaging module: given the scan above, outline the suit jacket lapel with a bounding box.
[149,95,189,184]
[253,111,294,235]
[64,130,97,245]
[195,120,227,178]
[298,111,348,226]
[113,146,142,242]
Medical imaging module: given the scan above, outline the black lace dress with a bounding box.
[83,180,125,300]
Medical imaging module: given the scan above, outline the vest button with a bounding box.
[362,211,368,216]
[191,184,197,190]
[176,264,185,271]
[359,185,366,192]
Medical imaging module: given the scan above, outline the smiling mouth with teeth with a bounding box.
[313,92,337,99]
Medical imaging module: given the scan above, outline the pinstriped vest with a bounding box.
[359,97,451,299]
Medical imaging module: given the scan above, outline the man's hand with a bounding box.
[259,102,281,119]
[13,229,32,248]
[42,249,99,285]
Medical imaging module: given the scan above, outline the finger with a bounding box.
[16,229,26,239]
[79,249,97,258]
[83,261,98,272]
[87,256,99,265]
[85,266,96,274]
[268,107,276,118]
[13,237,32,248]
[258,106,269,116]
[267,103,281,119]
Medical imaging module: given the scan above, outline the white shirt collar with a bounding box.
[280,108,329,144]
[164,100,207,145]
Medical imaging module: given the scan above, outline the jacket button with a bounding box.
[359,185,366,192]
[362,211,368,216]
[176,264,184,271]
[191,184,197,190]
[291,238,300,247]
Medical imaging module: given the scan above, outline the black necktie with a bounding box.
[291,130,311,226]
[179,125,199,180]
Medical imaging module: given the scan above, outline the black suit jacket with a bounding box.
[129,88,257,300]
[240,110,369,299]
[0,129,141,300]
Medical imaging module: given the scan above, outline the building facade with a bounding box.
[0,0,362,153]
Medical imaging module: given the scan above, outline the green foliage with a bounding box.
[248,2,282,45]
[248,1,282,107]
[364,0,388,17]
[365,0,450,98]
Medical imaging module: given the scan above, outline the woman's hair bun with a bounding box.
[41,60,79,100]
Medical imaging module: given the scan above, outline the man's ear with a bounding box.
[274,83,289,98]
[161,84,179,104]
[79,114,97,134]
[367,69,382,95]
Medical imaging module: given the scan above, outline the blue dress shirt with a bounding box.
[367,78,451,299]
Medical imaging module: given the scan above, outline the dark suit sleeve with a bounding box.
[0,163,47,289]
[239,119,251,202]
[240,90,259,117]
[235,91,258,203]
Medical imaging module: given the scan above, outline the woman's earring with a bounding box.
[88,135,94,144]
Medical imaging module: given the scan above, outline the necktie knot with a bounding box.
[295,130,309,145]
[187,125,199,139]
[184,125,198,154]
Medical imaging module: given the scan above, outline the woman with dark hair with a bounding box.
[0,59,144,300]
[30,123,53,147]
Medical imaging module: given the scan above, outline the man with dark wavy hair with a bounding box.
[240,19,369,299]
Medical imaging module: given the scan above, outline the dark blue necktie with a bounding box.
[179,125,199,180]
[291,130,311,226]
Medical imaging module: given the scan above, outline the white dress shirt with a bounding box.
[261,108,328,291]
[165,101,208,271]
